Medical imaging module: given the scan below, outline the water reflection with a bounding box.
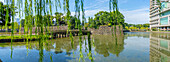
[1,32,156,62]
[0,37,80,62]
[39,39,44,62]
[88,33,93,62]
[150,33,170,62]
[93,34,124,57]
[124,32,150,38]
[0,33,125,62]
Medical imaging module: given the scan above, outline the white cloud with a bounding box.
[120,8,150,24]
[84,0,108,9]
[85,9,107,17]
[71,8,150,24]
[71,9,107,17]
[71,9,107,22]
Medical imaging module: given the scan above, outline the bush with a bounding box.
[151,28,157,31]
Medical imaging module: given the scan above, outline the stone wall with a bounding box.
[88,25,123,35]
[21,25,68,33]
[21,25,123,35]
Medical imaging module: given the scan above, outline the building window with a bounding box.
[161,11,170,16]
[160,40,168,49]
[160,17,168,25]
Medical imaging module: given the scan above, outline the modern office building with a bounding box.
[150,0,170,31]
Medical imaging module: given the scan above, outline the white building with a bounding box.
[150,0,170,31]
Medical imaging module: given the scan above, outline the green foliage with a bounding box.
[88,17,97,29]
[1,0,123,61]
[0,35,50,39]
[124,23,150,31]
[20,19,25,27]
[151,28,157,31]
[88,11,125,28]
[0,2,11,26]
[54,12,79,29]
[9,22,19,30]
[55,12,64,25]
[94,11,110,25]
[70,16,80,29]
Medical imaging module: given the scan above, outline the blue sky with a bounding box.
[0,0,150,24]
[75,0,150,24]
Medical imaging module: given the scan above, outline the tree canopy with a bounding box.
[124,23,150,30]
[88,11,125,28]
[19,12,79,29]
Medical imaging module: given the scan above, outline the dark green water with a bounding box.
[0,32,169,62]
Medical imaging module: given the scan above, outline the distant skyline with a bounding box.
[0,0,150,24]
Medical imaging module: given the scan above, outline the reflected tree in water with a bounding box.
[39,39,44,62]
[93,35,124,57]
[87,33,94,62]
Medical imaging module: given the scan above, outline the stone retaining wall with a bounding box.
[21,25,123,35]
[88,25,123,35]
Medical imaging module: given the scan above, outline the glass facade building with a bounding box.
[160,17,168,25]
[150,0,170,31]
[161,11,170,16]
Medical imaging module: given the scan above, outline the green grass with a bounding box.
[0,35,50,39]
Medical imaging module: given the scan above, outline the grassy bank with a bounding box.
[0,35,51,39]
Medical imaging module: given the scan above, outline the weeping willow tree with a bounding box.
[4,0,120,61]
[74,0,86,61]
[109,0,122,36]
[3,0,120,38]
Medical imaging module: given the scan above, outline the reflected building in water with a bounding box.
[150,33,170,62]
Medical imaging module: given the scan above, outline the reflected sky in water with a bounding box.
[0,32,169,62]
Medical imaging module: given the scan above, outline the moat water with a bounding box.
[0,32,169,62]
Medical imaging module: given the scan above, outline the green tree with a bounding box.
[124,23,150,30]
[94,11,110,25]
[88,17,97,29]
[70,16,81,29]
[110,11,125,25]
[43,15,55,26]
[143,23,149,27]
[90,11,125,28]
[8,22,19,30]
[0,2,11,26]
[20,19,25,27]
[54,12,65,25]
